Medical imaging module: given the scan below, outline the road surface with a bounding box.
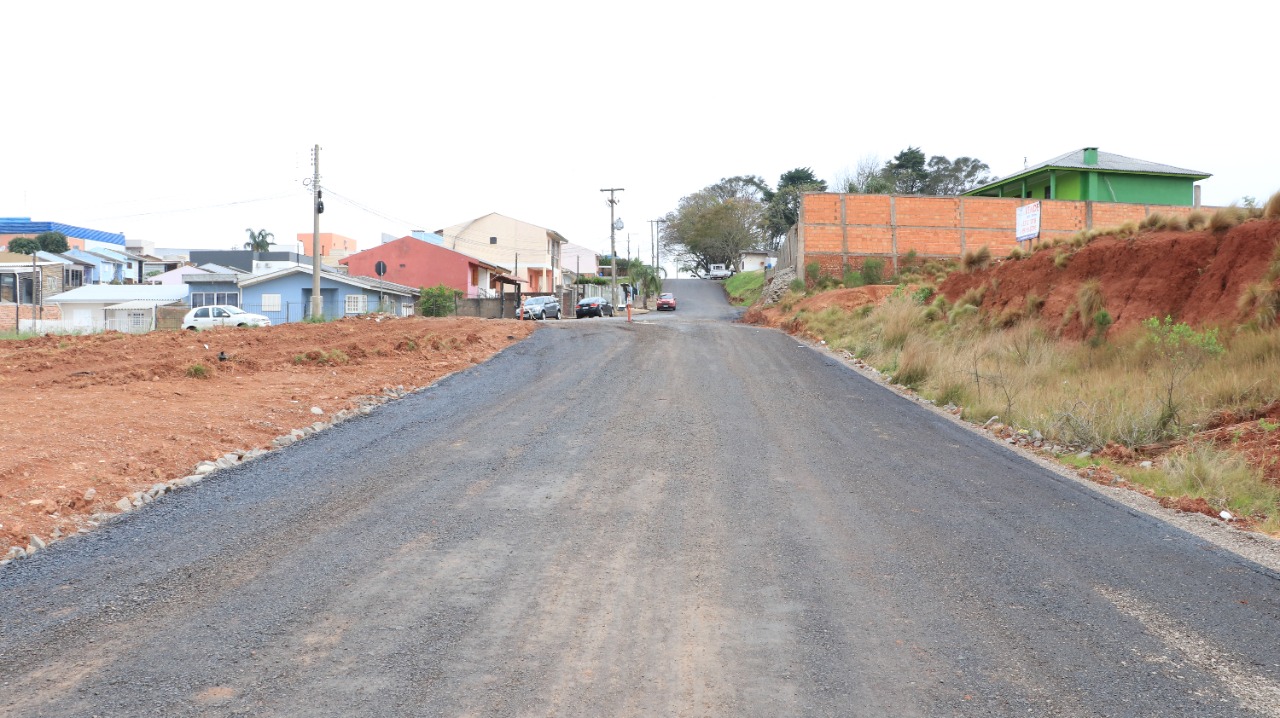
[2,277,1279,717]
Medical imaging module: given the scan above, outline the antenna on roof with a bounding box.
[1023,156,1028,169]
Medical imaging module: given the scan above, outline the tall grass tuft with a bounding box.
[1264,190,1280,220]
[1209,205,1245,232]
[1161,213,1189,232]
[894,337,935,389]
[961,245,992,273]
[1187,210,1209,230]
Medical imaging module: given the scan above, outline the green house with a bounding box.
[963,147,1210,206]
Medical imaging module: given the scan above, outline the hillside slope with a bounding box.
[940,219,1280,338]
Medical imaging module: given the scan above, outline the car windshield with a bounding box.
[224,306,246,315]
[578,298,600,305]
[523,297,545,306]
[659,293,673,299]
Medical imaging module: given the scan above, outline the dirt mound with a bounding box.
[743,285,898,328]
[0,316,536,553]
[940,219,1280,338]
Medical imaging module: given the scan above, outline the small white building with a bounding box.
[48,284,189,333]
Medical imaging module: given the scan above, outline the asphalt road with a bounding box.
[3,277,1279,717]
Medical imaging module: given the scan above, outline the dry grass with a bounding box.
[961,245,992,273]
[1187,210,1209,230]
[1265,190,1280,220]
[1209,205,1246,232]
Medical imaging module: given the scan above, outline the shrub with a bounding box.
[956,285,986,309]
[961,245,992,273]
[1237,282,1279,328]
[186,363,210,379]
[1008,246,1026,260]
[1161,213,1188,232]
[1143,316,1225,434]
[860,258,885,285]
[1025,293,1045,316]
[788,278,806,294]
[842,264,860,288]
[911,285,935,304]
[1187,210,1209,230]
[1090,309,1114,347]
[1053,250,1070,269]
[805,262,821,286]
[418,284,461,317]
[1140,212,1164,230]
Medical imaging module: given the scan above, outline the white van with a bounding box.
[708,264,731,280]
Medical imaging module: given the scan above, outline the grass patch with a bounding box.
[725,270,765,306]
[961,245,992,273]
[292,349,350,366]
[186,363,211,379]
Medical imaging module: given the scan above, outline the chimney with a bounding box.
[1083,147,1099,166]
[1194,185,1202,208]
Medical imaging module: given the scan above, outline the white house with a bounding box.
[435,213,567,293]
[48,284,189,333]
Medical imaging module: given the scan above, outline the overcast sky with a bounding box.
[4,1,1275,262]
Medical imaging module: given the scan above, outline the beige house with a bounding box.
[435,213,566,293]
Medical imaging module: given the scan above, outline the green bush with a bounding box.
[186,363,210,379]
[418,284,461,317]
[789,278,806,294]
[860,259,884,285]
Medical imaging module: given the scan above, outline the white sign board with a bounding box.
[1016,202,1041,242]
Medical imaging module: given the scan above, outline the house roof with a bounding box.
[239,265,419,297]
[0,251,60,266]
[49,284,189,304]
[967,148,1211,194]
[0,218,126,246]
[340,236,511,273]
[104,299,183,310]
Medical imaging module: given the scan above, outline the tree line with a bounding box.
[662,148,993,276]
[5,231,70,255]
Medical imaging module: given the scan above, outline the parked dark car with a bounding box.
[520,295,561,320]
[656,292,676,311]
[575,296,614,318]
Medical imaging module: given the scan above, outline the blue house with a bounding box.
[183,265,418,324]
[65,248,127,284]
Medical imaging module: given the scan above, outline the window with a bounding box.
[213,307,231,318]
[190,292,239,308]
[261,293,281,312]
[490,236,497,244]
[345,294,368,314]
[194,308,210,319]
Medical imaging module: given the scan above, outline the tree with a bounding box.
[922,156,993,195]
[626,263,665,306]
[244,228,275,252]
[761,168,828,250]
[34,231,69,253]
[882,147,930,194]
[6,236,39,254]
[662,177,767,276]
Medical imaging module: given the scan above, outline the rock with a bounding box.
[115,497,133,512]
[1139,460,1153,469]
[29,534,47,550]
[223,452,241,464]
[1220,510,1234,521]
[311,406,324,415]
[1076,451,1092,459]
[26,543,38,556]
[290,429,305,440]
[148,483,167,498]
[983,416,1000,427]
[1031,430,1044,441]
[5,546,26,560]
[194,461,218,475]
[83,488,97,503]
[273,435,295,448]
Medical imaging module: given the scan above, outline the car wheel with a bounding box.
[185,326,198,331]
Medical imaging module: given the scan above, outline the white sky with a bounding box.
[4,1,1276,261]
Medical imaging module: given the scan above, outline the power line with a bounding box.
[87,192,298,221]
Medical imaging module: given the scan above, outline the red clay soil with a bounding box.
[742,286,899,329]
[939,219,1280,339]
[0,316,536,554]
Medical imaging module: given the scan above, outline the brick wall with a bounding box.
[0,304,63,326]
[796,193,1214,275]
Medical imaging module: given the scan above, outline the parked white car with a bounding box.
[708,264,732,279]
[182,305,271,330]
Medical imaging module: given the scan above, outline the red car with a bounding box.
[656,292,677,311]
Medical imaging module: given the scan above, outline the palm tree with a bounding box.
[244,228,275,253]
[627,263,665,308]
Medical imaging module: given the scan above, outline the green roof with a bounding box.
[966,148,1210,195]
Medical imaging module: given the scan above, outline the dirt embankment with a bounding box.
[0,316,536,553]
[743,285,899,329]
[940,219,1280,338]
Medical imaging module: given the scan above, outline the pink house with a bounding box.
[341,236,510,297]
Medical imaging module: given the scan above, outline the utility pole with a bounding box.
[600,188,624,306]
[310,144,323,320]
[649,218,666,280]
